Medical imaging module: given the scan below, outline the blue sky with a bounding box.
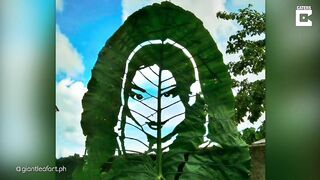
[56,0,264,85]
[56,0,265,158]
[56,0,122,84]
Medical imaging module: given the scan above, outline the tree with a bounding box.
[241,121,265,144]
[217,4,266,142]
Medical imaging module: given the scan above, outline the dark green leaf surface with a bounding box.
[77,2,250,179]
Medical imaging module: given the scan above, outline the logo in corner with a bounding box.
[296,6,312,26]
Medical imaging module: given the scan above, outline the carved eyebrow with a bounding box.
[131,83,146,93]
[161,84,176,93]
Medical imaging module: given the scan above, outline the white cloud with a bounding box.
[56,78,87,158]
[56,0,64,12]
[56,25,84,78]
[232,0,265,10]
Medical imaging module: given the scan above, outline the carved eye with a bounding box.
[130,91,144,100]
[135,94,143,100]
[163,92,171,97]
[163,88,177,98]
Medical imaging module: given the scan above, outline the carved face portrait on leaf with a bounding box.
[116,42,202,154]
[79,2,250,180]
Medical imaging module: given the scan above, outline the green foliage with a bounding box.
[56,154,84,180]
[76,2,250,179]
[217,5,266,126]
[234,79,265,124]
[241,122,265,145]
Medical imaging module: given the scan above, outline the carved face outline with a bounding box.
[127,64,186,139]
[116,39,202,153]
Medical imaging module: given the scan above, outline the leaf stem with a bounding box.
[156,46,164,179]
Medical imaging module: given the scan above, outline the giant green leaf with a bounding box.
[77,2,250,179]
